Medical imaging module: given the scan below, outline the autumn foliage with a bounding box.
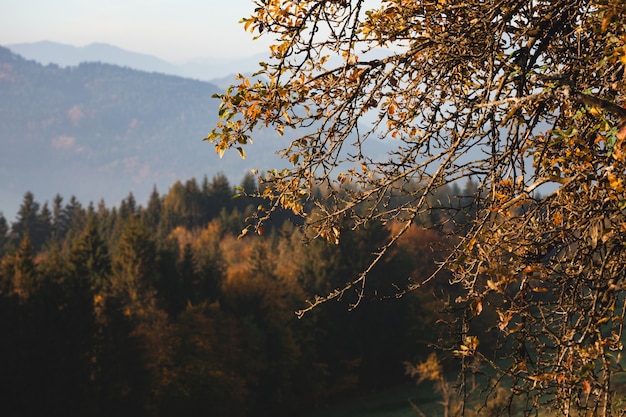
[0,177,460,417]
[209,0,626,415]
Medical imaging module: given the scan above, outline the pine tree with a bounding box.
[13,192,40,247]
[11,235,36,299]
[143,185,162,231]
[0,213,9,256]
[113,216,158,319]
[178,243,198,305]
[62,196,87,246]
[36,202,52,248]
[51,194,68,241]
[69,215,112,291]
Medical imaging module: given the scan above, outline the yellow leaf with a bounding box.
[242,18,254,33]
[608,173,624,192]
[588,107,602,117]
[487,279,498,291]
[497,310,513,330]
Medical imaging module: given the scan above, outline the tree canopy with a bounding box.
[0,180,450,416]
[208,1,626,415]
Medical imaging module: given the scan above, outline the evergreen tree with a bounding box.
[51,194,68,241]
[143,185,162,231]
[69,215,112,290]
[178,243,198,305]
[206,173,232,219]
[0,237,40,415]
[62,195,87,246]
[201,175,210,195]
[93,292,149,417]
[124,193,137,216]
[193,222,225,303]
[37,202,52,248]
[11,235,36,299]
[13,192,40,248]
[111,213,162,369]
[36,243,98,417]
[162,180,186,229]
[0,213,9,256]
[114,217,157,289]
[153,237,181,316]
[184,178,203,227]
[239,171,257,195]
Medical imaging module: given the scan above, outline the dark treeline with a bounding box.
[0,174,479,417]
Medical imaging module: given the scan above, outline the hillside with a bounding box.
[5,41,181,76]
[6,41,267,81]
[0,46,287,220]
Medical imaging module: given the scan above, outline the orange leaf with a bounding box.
[582,380,591,395]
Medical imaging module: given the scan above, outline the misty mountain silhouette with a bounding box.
[0,45,289,220]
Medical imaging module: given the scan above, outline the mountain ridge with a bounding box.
[6,41,266,81]
[0,46,288,221]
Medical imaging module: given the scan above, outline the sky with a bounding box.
[1,0,272,62]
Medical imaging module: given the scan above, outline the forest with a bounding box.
[5,0,626,415]
[0,173,478,417]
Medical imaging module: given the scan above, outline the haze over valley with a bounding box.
[0,42,288,220]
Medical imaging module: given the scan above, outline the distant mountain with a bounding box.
[0,46,288,220]
[6,41,180,75]
[6,41,265,81]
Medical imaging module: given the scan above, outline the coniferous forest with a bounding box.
[0,174,479,417]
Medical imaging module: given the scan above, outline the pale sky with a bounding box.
[0,0,272,62]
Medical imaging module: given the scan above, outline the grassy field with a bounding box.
[304,371,626,417]
[304,383,443,417]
